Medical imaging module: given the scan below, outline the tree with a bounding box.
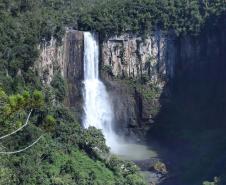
[0,89,44,154]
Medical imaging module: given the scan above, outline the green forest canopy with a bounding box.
[0,0,225,81]
[0,0,225,184]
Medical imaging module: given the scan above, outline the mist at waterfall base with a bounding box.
[82,32,153,160]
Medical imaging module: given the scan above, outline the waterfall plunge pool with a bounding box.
[112,142,158,161]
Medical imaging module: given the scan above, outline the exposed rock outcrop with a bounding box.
[63,30,84,108]
[105,80,138,135]
[36,28,226,140]
[36,29,84,108]
[36,30,176,138]
[101,29,226,138]
[101,32,176,137]
[36,37,65,85]
[101,31,176,82]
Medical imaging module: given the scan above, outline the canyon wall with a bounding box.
[101,32,176,138]
[101,31,176,81]
[100,29,226,138]
[35,28,226,139]
[35,29,84,109]
[36,29,171,138]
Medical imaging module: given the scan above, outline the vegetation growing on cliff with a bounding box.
[0,1,146,184]
[0,0,225,184]
[0,0,224,80]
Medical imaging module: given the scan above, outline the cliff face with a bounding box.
[149,30,226,185]
[36,28,226,140]
[36,37,65,85]
[34,26,226,184]
[101,30,226,84]
[101,29,226,138]
[36,29,170,138]
[63,30,84,108]
[36,29,84,108]
[101,32,176,138]
[102,31,176,82]
[176,31,226,76]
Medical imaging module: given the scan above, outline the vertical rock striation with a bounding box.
[101,31,176,82]
[36,29,84,108]
[36,30,178,138]
[36,37,65,85]
[101,31,177,138]
[100,29,226,138]
[64,30,84,108]
[36,28,226,139]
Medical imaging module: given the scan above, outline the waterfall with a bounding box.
[82,32,118,151]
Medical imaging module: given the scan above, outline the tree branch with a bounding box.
[0,136,42,155]
[0,110,32,140]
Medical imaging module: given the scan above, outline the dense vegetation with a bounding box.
[78,0,225,36]
[0,0,225,184]
[0,101,145,184]
[0,0,225,79]
[0,0,147,184]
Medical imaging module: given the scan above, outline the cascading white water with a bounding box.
[82,32,154,160]
[82,32,118,151]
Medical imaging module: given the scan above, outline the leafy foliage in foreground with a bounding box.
[0,103,146,185]
[0,89,44,134]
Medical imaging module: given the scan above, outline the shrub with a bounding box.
[102,65,113,76]
[80,126,110,158]
[44,115,56,132]
[51,73,66,102]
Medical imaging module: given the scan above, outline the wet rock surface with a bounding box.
[135,158,168,185]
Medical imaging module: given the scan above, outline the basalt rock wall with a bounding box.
[36,28,226,139]
[36,29,84,109]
